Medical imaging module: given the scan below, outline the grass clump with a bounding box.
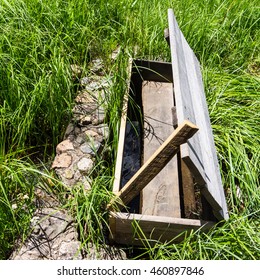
[0,0,259,259]
[0,154,40,258]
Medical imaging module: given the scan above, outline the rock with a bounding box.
[111,46,121,60]
[76,135,85,144]
[10,208,82,260]
[85,130,99,138]
[73,104,97,115]
[77,157,94,173]
[75,90,95,104]
[64,169,74,180]
[73,170,82,182]
[79,76,90,86]
[80,115,92,126]
[56,140,74,154]
[71,64,82,79]
[96,106,106,122]
[82,244,127,260]
[34,187,60,208]
[97,125,109,140]
[80,142,101,155]
[79,143,93,154]
[92,107,105,125]
[83,130,103,143]
[58,241,82,260]
[90,58,104,74]
[82,178,91,191]
[52,153,72,169]
[64,123,75,138]
[74,126,81,135]
[83,76,109,92]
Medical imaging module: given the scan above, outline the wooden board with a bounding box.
[141,81,180,217]
[113,60,132,194]
[168,9,228,219]
[181,160,197,218]
[111,121,198,209]
[109,212,214,245]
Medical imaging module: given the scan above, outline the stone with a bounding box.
[77,158,94,173]
[73,170,82,182]
[85,130,99,138]
[82,178,91,191]
[85,81,102,92]
[81,71,109,90]
[10,208,82,260]
[79,76,90,86]
[80,142,101,155]
[58,241,82,260]
[96,106,106,123]
[52,153,72,169]
[64,123,75,138]
[64,169,74,180]
[74,126,81,135]
[80,115,92,126]
[56,140,74,154]
[75,90,95,104]
[76,135,85,144]
[34,187,60,208]
[90,58,104,74]
[92,107,105,125]
[82,244,127,260]
[97,125,109,140]
[84,130,103,143]
[111,46,121,60]
[79,143,93,154]
[73,104,96,115]
[71,64,82,79]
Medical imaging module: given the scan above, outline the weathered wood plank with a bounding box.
[112,121,198,209]
[141,81,181,217]
[181,160,197,218]
[109,212,214,245]
[119,121,141,212]
[113,60,132,194]
[113,98,128,194]
[168,9,228,219]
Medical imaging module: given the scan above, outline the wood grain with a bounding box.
[181,160,197,218]
[109,212,214,245]
[168,9,228,219]
[114,121,198,209]
[141,81,180,217]
[113,59,132,194]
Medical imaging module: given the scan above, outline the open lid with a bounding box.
[167,9,228,220]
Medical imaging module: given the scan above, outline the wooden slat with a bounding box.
[141,81,180,217]
[109,212,214,245]
[181,160,197,218]
[168,9,228,219]
[112,121,198,209]
[131,60,173,83]
[113,60,132,193]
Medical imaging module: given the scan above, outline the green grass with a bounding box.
[0,0,259,259]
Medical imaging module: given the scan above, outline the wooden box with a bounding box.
[109,9,228,246]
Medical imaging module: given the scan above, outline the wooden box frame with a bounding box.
[109,9,228,246]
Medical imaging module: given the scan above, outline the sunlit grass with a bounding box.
[0,0,259,259]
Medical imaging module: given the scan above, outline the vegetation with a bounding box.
[0,0,259,259]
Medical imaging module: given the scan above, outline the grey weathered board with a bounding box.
[113,60,132,195]
[141,81,180,217]
[113,121,198,209]
[109,212,214,245]
[168,9,228,219]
